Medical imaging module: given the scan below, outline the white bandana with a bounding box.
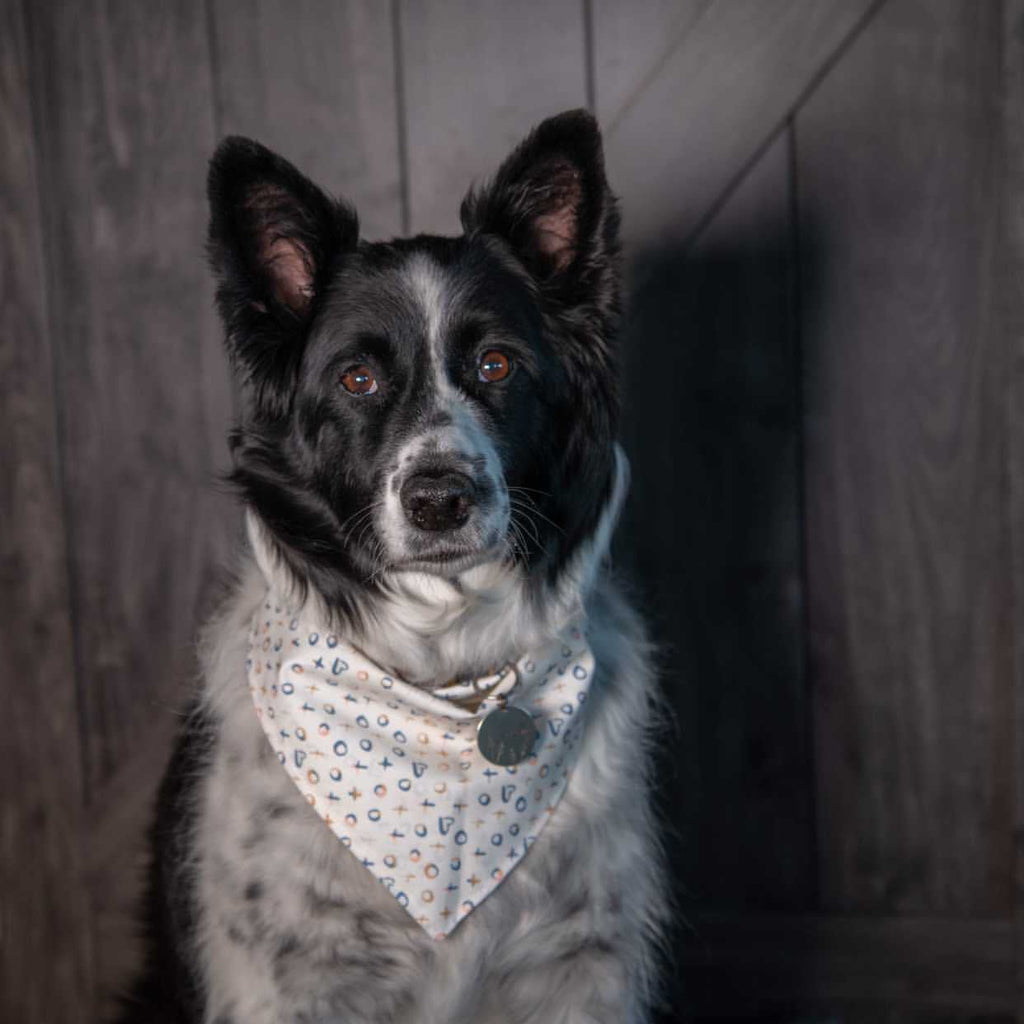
[247,591,594,938]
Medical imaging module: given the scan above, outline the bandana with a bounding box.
[247,591,594,938]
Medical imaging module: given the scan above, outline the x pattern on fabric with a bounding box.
[247,593,594,937]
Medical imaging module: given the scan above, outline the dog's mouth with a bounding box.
[388,543,504,577]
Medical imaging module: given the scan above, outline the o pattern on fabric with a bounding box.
[247,592,594,938]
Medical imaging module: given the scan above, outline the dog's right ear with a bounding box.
[207,137,358,416]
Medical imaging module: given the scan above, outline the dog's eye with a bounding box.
[478,350,511,383]
[340,365,378,396]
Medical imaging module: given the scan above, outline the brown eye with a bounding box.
[478,349,511,383]
[340,364,378,396]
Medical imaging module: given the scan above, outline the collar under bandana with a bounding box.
[247,591,594,938]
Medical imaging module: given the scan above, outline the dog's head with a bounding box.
[208,110,624,641]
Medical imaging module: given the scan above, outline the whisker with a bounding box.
[353,516,379,554]
[363,538,390,584]
[509,496,564,536]
[509,506,540,547]
[508,485,553,499]
[506,517,531,563]
[337,501,383,545]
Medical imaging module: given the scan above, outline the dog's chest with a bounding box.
[191,584,656,1023]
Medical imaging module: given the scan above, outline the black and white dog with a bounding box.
[118,110,663,1024]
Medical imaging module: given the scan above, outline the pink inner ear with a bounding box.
[532,164,582,275]
[261,234,314,312]
[244,183,316,314]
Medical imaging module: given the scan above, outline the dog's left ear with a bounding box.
[460,109,619,310]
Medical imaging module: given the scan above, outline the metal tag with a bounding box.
[477,705,538,766]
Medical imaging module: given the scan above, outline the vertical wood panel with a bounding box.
[29,0,231,796]
[209,0,402,241]
[1001,1,1024,1016]
[678,914,1015,1021]
[622,134,812,919]
[27,1,231,1006]
[798,0,1012,915]
[0,1,92,1019]
[1,0,1018,1017]
[399,0,587,235]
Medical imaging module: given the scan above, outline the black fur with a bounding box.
[211,109,621,620]
[115,706,211,1023]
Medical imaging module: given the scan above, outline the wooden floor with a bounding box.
[3,1,1023,1020]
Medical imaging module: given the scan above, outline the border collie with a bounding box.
[117,109,663,1024]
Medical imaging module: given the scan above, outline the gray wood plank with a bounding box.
[678,913,1015,1019]
[399,0,587,235]
[590,0,710,126]
[595,0,879,251]
[621,133,812,916]
[1001,1,1024,1016]
[27,2,235,1002]
[28,0,234,803]
[0,0,93,1018]
[797,0,1011,915]
[209,0,402,241]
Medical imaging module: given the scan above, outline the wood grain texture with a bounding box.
[678,914,1015,1021]
[620,134,812,919]
[596,0,879,251]
[797,0,1013,915]
[25,1,237,1005]
[28,0,234,798]
[209,0,402,241]
[2,1,1022,1018]
[590,0,709,126]
[0,0,93,1019]
[398,0,587,235]
[1001,2,1024,1018]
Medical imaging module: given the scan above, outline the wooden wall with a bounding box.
[2,1,1022,1020]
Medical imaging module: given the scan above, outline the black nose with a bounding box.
[400,471,476,532]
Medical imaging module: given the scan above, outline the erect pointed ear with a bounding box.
[460,109,620,304]
[207,137,357,410]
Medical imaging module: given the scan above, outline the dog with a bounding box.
[116,109,664,1024]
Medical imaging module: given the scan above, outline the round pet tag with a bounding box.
[477,705,538,766]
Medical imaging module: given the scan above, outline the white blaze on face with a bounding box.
[377,254,509,566]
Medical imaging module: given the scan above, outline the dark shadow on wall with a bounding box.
[615,219,826,1022]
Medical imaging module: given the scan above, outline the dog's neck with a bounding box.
[247,525,580,685]
[357,563,583,685]
[245,445,629,686]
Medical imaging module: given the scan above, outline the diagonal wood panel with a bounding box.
[209,0,402,241]
[398,0,587,235]
[595,0,880,251]
[798,0,1011,915]
[0,1,92,1019]
[590,0,710,126]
